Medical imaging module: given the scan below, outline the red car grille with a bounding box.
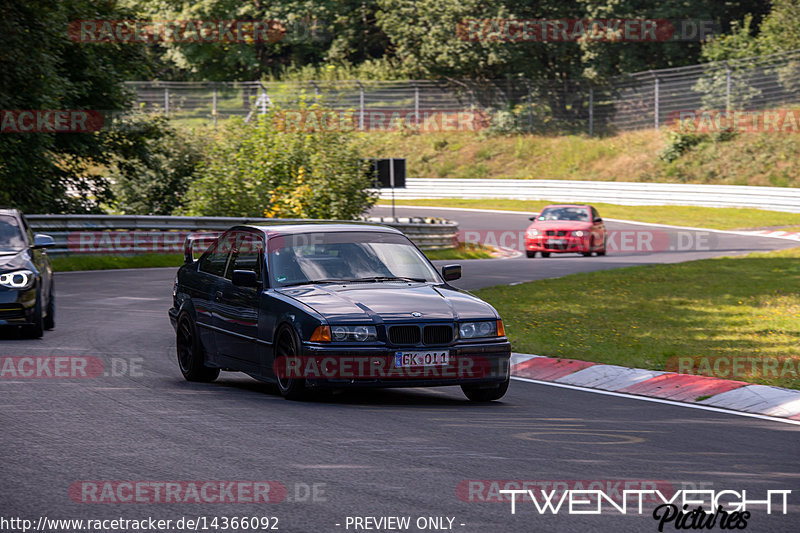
[544,230,569,236]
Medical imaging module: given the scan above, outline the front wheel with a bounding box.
[540,252,550,258]
[44,282,55,330]
[526,251,536,258]
[176,314,219,382]
[274,326,307,400]
[462,379,509,402]
[22,293,44,339]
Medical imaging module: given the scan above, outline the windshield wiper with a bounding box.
[350,276,428,283]
[279,276,427,287]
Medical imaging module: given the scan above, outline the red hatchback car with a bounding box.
[524,204,607,258]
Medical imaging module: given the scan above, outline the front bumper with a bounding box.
[291,340,511,388]
[0,287,38,326]
[525,236,589,253]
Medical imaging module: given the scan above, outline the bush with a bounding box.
[184,106,376,219]
[108,115,210,215]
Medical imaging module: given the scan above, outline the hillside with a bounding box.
[361,128,800,187]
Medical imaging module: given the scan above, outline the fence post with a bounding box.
[654,76,660,129]
[725,64,731,110]
[212,84,218,128]
[357,81,365,131]
[164,87,169,117]
[588,86,594,137]
[528,84,533,130]
[414,85,420,127]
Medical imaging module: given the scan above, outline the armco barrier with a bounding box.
[377,179,800,213]
[26,215,458,255]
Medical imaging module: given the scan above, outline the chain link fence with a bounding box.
[126,50,800,135]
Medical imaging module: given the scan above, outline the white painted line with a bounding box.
[511,376,800,426]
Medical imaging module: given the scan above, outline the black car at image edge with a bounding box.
[0,208,56,338]
[169,223,512,401]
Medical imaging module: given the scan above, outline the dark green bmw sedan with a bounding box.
[169,223,511,401]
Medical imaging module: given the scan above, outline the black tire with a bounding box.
[176,313,219,382]
[43,282,55,330]
[22,292,44,339]
[540,252,550,258]
[526,251,536,258]
[597,236,607,256]
[582,251,592,257]
[462,378,510,402]
[274,325,307,400]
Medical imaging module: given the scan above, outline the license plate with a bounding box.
[394,351,449,368]
[548,239,566,245]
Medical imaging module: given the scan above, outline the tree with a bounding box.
[108,116,210,215]
[0,0,151,213]
[184,107,375,219]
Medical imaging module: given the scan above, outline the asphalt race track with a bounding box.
[371,205,800,289]
[1,209,799,533]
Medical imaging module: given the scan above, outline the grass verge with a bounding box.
[377,199,800,231]
[361,127,800,187]
[51,254,184,272]
[50,244,493,272]
[474,246,800,390]
[424,243,494,260]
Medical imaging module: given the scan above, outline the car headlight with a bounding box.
[527,228,540,237]
[572,230,586,237]
[459,321,498,339]
[331,325,377,342]
[0,270,35,290]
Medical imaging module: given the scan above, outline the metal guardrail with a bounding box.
[376,179,800,213]
[26,215,459,255]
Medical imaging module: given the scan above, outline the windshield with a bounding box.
[538,207,590,222]
[0,215,26,252]
[267,231,441,287]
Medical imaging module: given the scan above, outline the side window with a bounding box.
[198,233,235,277]
[226,232,265,281]
[591,207,599,220]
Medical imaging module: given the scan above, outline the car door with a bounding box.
[194,232,236,362]
[213,230,264,372]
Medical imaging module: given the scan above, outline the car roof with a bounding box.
[234,222,404,238]
[541,204,592,209]
[0,208,22,217]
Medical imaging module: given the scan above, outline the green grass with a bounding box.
[360,126,800,187]
[51,254,184,272]
[474,246,800,389]
[424,243,493,260]
[49,245,493,272]
[377,199,800,230]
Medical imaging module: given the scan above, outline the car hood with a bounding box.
[528,221,593,231]
[276,283,497,323]
[0,250,31,272]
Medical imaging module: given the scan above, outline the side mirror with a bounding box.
[32,234,55,249]
[232,269,260,288]
[441,264,462,282]
[529,216,537,221]
[594,217,603,223]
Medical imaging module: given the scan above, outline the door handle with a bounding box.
[214,291,223,301]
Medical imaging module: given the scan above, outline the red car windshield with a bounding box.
[538,207,590,222]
